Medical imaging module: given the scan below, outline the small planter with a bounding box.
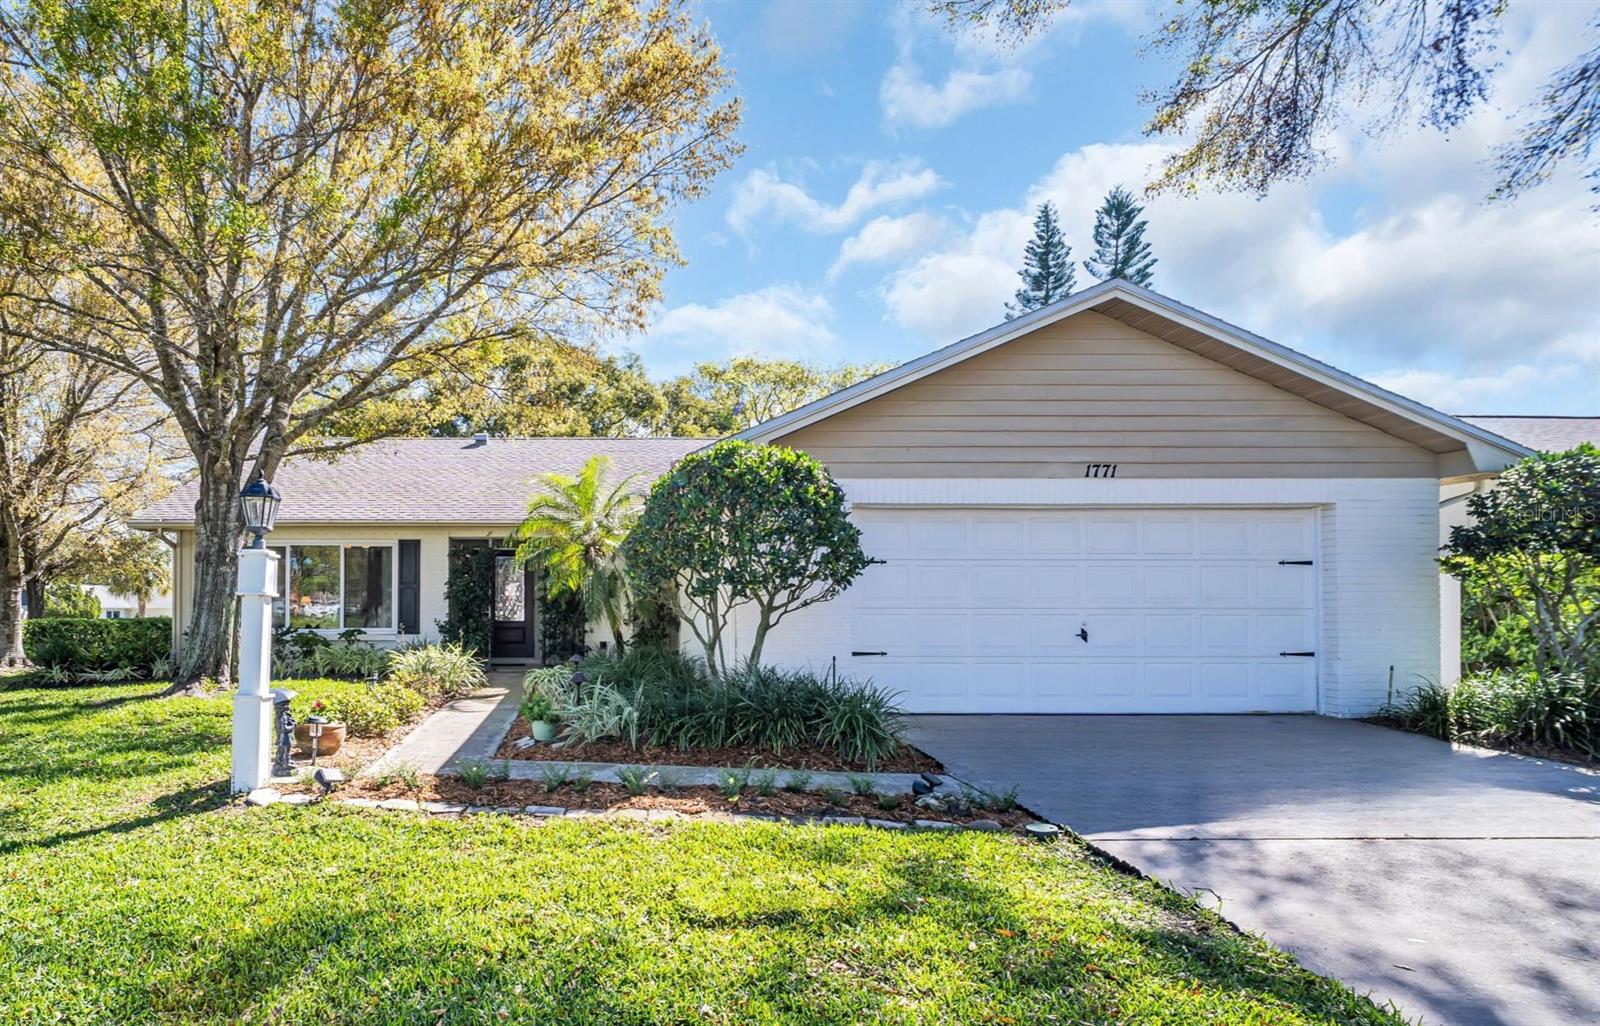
[530,720,558,743]
[294,721,348,757]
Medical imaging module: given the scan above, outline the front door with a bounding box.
[491,550,538,660]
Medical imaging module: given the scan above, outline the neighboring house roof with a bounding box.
[130,437,706,529]
[736,279,1533,479]
[1458,416,1600,453]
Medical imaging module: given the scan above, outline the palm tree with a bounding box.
[512,455,640,654]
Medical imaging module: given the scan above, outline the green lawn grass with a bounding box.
[0,680,1409,1025]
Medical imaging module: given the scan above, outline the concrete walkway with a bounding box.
[364,670,523,777]
[906,714,1600,1026]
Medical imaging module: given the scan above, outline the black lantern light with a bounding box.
[239,470,282,548]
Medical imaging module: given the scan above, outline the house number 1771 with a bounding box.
[1084,463,1118,478]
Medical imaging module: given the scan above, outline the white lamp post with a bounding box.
[232,471,282,793]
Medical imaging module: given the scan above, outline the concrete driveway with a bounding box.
[905,715,1600,1026]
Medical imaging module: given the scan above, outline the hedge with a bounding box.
[22,617,172,673]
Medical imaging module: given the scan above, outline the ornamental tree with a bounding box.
[0,0,738,688]
[1442,445,1600,676]
[623,441,870,675]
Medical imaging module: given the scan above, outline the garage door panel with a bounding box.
[973,564,1024,603]
[910,517,967,556]
[1085,564,1140,604]
[1144,663,1197,699]
[1028,518,1081,554]
[844,507,1318,713]
[1027,565,1080,604]
[1087,518,1138,554]
[910,565,968,607]
[1142,613,1194,651]
[1027,613,1083,655]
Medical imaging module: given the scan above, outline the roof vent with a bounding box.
[471,432,489,446]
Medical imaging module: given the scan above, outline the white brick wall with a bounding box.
[725,477,1441,717]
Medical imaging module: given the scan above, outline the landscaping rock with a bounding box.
[342,797,381,809]
[966,819,1003,832]
[914,794,948,813]
[279,793,314,807]
[464,805,493,815]
[914,819,959,831]
[824,815,866,827]
[867,819,909,830]
[379,798,420,812]
[245,788,281,807]
[490,806,520,815]
[524,805,565,816]
[421,801,466,815]
[563,808,602,818]
[512,737,537,750]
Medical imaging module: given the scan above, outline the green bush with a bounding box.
[1383,672,1600,759]
[388,641,487,701]
[308,643,389,680]
[42,583,102,618]
[287,678,425,737]
[559,648,908,767]
[22,617,171,674]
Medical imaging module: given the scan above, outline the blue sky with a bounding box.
[623,0,1599,416]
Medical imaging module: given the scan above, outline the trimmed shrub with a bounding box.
[22,617,171,674]
[388,642,487,701]
[287,678,425,737]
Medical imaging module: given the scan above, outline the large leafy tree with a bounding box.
[513,456,640,655]
[0,0,738,687]
[624,441,870,675]
[1442,446,1600,676]
[659,358,891,436]
[1083,186,1156,286]
[1006,201,1073,319]
[935,1,1599,200]
[0,302,168,665]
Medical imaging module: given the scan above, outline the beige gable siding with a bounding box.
[775,311,1438,478]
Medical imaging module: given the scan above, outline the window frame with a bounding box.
[267,540,400,635]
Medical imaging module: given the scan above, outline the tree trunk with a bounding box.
[23,576,44,622]
[172,462,243,693]
[137,595,147,617]
[0,528,26,667]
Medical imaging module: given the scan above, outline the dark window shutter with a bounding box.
[398,540,421,634]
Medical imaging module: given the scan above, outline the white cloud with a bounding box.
[828,212,949,281]
[879,3,1600,414]
[1369,365,1574,413]
[646,285,836,371]
[726,160,943,237]
[879,63,1031,130]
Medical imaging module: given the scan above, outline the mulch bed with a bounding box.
[494,717,941,773]
[339,775,1033,829]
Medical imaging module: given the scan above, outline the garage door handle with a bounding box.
[851,651,888,657]
[1278,560,1314,566]
[1279,651,1316,657]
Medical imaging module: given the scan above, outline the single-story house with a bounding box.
[132,280,1533,717]
[1437,416,1600,683]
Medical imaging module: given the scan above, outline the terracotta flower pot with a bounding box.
[294,721,347,757]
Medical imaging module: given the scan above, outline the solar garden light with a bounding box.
[303,715,329,766]
[270,688,297,778]
[231,474,283,793]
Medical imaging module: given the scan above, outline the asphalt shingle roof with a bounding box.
[132,437,708,527]
[1459,417,1600,453]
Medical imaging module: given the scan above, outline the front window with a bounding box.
[268,543,396,632]
[288,545,340,628]
[344,545,393,629]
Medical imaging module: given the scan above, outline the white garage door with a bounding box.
[843,507,1319,713]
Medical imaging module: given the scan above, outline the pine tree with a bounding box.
[1006,202,1074,319]
[1083,186,1156,286]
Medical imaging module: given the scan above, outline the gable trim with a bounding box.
[736,280,1532,473]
